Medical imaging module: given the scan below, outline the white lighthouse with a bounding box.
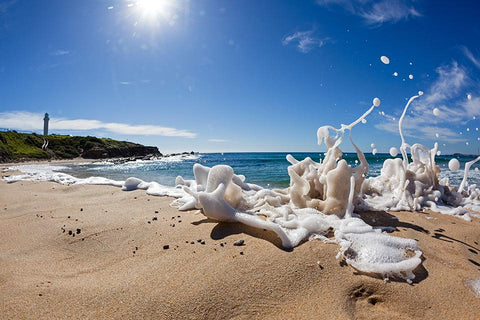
[43,113,49,136]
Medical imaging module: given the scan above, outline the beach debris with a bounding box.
[233,239,245,246]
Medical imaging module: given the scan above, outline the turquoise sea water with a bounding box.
[59,152,480,189]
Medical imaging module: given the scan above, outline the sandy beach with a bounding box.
[1,170,480,319]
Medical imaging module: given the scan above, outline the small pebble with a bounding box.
[201,241,206,245]
[68,230,72,235]
[240,251,244,255]
[155,210,159,213]
[163,245,169,250]
[233,239,245,246]
[197,239,202,243]
[190,241,194,244]
[152,216,158,221]
[76,228,81,234]
[80,208,83,212]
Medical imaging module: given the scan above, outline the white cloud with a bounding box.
[317,0,421,25]
[461,46,480,69]
[208,139,228,143]
[120,81,131,85]
[51,50,70,56]
[375,61,476,143]
[0,111,196,138]
[282,30,331,53]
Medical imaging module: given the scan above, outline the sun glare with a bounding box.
[135,0,177,23]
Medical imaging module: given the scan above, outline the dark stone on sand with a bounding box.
[201,241,205,245]
[67,216,70,219]
[68,230,72,235]
[220,243,224,247]
[240,252,244,255]
[148,221,151,224]
[80,208,83,211]
[155,210,159,213]
[190,241,194,244]
[76,228,81,234]
[233,239,245,246]
[197,239,202,243]
[152,216,157,221]
[163,245,169,250]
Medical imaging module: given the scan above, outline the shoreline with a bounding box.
[1,171,480,319]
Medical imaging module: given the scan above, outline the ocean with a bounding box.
[58,152,480,190]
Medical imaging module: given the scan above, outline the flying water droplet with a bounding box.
[380,56,390,64]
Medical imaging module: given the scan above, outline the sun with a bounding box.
[137,0,168,15]
[135,0,175,21]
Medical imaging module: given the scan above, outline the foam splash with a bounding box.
[4,94,480,283]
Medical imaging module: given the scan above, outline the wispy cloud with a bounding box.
[0,0,17,14]
[282,30,331,53]
[461,46,480,69]
[51,49,70,56]
[317,0,421,25]
[0,111,196,138]
[208,139,228,143]
[120,81,131,85]
[375,61,476,143]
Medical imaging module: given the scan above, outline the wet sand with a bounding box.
[1,174,480,319]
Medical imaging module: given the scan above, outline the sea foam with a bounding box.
[4,95,480,283]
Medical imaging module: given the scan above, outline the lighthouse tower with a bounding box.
[43,113,49,136]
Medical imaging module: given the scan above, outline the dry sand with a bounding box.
[1,171,480,319]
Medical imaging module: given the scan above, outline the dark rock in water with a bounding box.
[233,239,245,246]
[163,245,169,250]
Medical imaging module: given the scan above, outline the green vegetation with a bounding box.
[0,131,160,162]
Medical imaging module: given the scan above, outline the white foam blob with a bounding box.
[371,143,375,148]
[389,147,398,157]
[433,108,440,116]
[435,133,439,138]
[373,97,381,107]
[466,142,469,145]
[448,158,460,172]
[409,62,413,65]
[372,148,377,155]
[380,56,390,64]
[418,91,423,96]
[408,74,414,80]
[467,128,470,132]
[361,119,367,124]
[467,278,480,298]
[436,150,441,156]
[393,72,398,77]
[468,94,472,100]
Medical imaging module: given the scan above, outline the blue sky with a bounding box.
[0,0,480,154]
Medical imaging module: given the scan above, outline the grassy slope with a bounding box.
[0,132,147,161]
